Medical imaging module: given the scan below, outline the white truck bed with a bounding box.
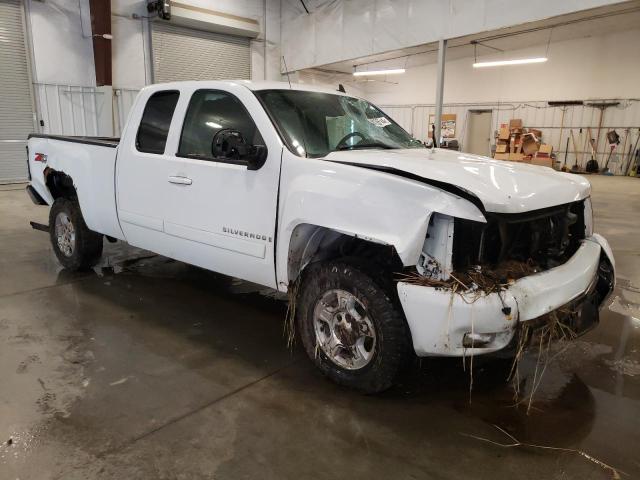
[27,134,125,240]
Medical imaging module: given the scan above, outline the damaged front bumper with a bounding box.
[397,234,615,357]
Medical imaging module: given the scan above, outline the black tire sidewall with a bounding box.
[297,260,410,393]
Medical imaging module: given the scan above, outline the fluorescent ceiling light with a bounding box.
[473,57,547,68]
[353,68,405,76]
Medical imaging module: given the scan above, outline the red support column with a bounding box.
[89,0,112,86]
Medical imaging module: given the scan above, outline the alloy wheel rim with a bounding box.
[55,212,75,257]
[312,289,376,370]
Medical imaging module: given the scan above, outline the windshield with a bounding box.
[256,90,424,157]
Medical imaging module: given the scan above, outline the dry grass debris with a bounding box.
[397,257,585,411]
[397,259,540,295]
[462,424,624,479]
[284,278,300,349]
[509,308,580,413]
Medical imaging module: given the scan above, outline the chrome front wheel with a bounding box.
[313,289,377,370]
[298,260,411,393]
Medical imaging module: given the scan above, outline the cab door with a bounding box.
[116,89,180,251]
[161,85,282,288]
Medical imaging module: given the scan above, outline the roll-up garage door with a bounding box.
[151,22,250,83]
[0,0,35,184]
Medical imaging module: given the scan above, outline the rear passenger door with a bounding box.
[117,89,180,250]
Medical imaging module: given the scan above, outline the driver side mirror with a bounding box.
[244,144,268,171]
[212,129,268,171]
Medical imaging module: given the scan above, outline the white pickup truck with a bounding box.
[26,80,615,392]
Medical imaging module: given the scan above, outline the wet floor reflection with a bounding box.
[2,178,639,479]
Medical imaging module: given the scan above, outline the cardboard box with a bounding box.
[496,144,508,153]
[522,133,540,155]
[499,127,510,140]
[494,153,509,160]
[529,128,542,138]
[531,157,553,168]
[509,119,523,129]
[515,141,523,154]
[539,144,553,154]
[508,153,524,161]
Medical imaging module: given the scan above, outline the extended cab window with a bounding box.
[178,90,263,160]
[136,91,179,154]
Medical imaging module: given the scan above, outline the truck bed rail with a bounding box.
[27,134,119,148]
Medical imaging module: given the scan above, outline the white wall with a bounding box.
[352,29,640,173]
[26,0,95,86]
[111,0,282,88]
[280,0,627,72]
[25,0,282,136]
[27,0,282,89]
[295,70,367,98]
[112,1,149,88]
[363,29,640,105]
[109,0,283,133]
[251,0,283,82]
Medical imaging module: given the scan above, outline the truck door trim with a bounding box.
[164,221,266,258]
[119,209,163,232]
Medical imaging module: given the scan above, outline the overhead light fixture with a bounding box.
[473,57,547,68]
[353,68,405,77]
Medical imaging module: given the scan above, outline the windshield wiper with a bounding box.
[336,141,394,151]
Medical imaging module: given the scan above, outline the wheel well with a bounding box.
[44,168,76,200]
[287,224,403,284]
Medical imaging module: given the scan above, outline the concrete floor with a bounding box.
[0,176,639,479]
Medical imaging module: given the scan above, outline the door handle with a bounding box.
[168,176,192,185]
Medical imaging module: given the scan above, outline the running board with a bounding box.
[30,221,49,232]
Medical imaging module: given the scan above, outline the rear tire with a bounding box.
[49,198,103,271]
[297,259,411,393]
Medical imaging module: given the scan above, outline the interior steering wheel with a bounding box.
[336,131,366,150]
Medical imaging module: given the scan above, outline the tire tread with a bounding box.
[49,198,103,270]
[297,259,410,393]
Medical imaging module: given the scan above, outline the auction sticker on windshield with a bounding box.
[368,117,392,127]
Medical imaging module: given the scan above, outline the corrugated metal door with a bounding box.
[0,0,35,183]
[151,22,250,83]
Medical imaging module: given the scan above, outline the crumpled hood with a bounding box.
[323,148,591,213]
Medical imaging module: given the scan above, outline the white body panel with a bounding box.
[27,137,124,240]
[398,235,613,356]
[26,80,614,359]
[274,149,485,289]
[113,82,285,287]
[324,148,592,213]
[115,86,174,248]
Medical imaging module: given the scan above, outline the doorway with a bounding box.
[466,110,493,157]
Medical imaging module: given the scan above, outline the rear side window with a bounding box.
[136,90,180,154]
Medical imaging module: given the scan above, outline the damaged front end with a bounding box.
[396,199,615,357]
[453,200,588,273]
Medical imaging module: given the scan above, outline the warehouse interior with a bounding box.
[1,0,639,478]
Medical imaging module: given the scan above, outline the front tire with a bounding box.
[49,198,103,271]
[297,260,411,393]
